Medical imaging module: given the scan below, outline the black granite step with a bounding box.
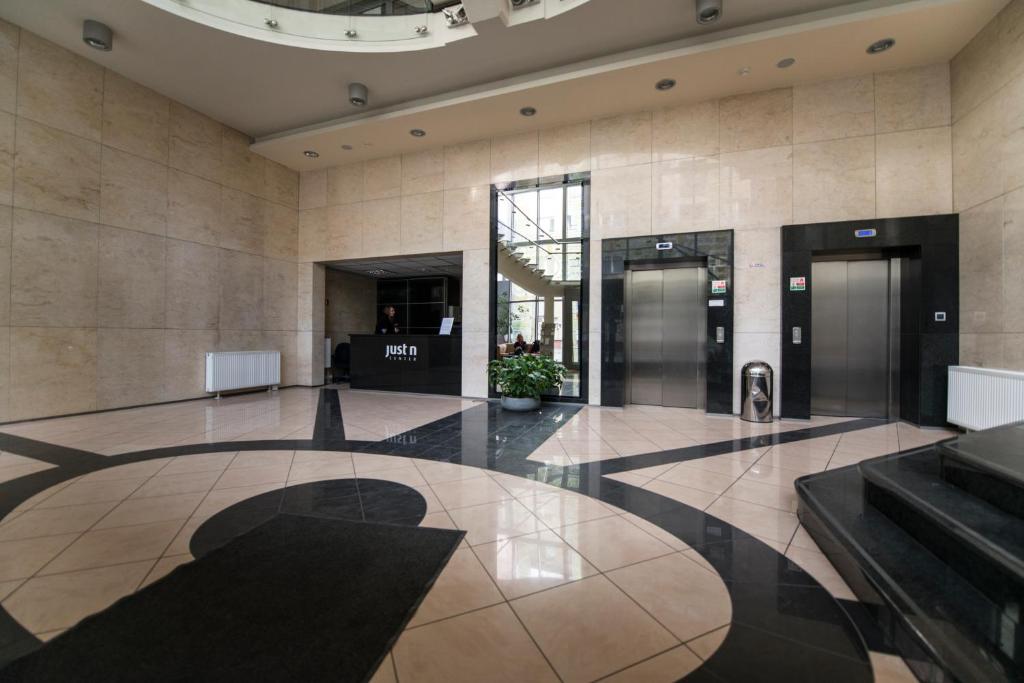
[938,422,1024,518]
[860,450,1024,609]
[796,462,1021,683]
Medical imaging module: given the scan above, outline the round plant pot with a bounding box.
[500,396,541,412]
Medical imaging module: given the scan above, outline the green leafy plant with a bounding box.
[488,354,567,399]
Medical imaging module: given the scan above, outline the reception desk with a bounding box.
[349,334,462,396]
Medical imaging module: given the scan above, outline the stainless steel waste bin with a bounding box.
[741,361,773,423]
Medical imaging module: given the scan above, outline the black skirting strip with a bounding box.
[0,514,464,683]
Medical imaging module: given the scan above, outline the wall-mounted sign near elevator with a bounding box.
[711,280,727,294]
[790,277,806,291]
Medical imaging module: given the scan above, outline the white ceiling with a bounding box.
[2,0,873,137]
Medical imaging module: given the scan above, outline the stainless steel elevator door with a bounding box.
[627,267,706,409]
[811,260,890,418]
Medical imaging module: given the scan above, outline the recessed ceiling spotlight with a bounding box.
[264,18,279,28]
[82,19,113,51]
[867,38,895,54]
[738,66,751,76]
[341,144,353,151]
[655,78,676,91]
[410,129,427,137]
[303,150,319,158]
[695,0,722,24]
[344,29,357,38]
[776,57,796,69]
[519,106,537,117]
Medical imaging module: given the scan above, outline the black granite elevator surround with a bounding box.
[601,230,734,412]
[780,215,958,425]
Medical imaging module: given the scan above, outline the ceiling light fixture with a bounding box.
[655,78,676,91]
[344,29,357,38]
[414,25,428,34]
[776,57,796,69]
[264,18,279,28]
[410,129,426,137]
[82,19,113,51]
[519,106,537,117]
[867,38,895,54]
[303,150,319,158]
[348,82,368,107]
[695,0,722,25]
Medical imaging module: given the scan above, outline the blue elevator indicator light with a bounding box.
[854,228,877,238]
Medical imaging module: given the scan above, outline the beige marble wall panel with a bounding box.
[1001,0,1024,84]
[874,64,951,134]
[793,75,874,144]
[0,206,8,326]
[100,146,168,236]
[592,164,652,239]
[298,206,327,263]
[14,118,101,222]
[11,208,97,327]
[264,160,298,208]
[591,112,651,170]
[491,131,539,183]
[165,238,219,330]
[719,146,793,229]
[263,258,298,331]
[297,262,326,333]
[217,329,264,352]
[539,121,590,175]
[1003,185,1024,333]
[264,200,299,262]
[652,100,718,161]
[401,191,443,254]
[361,197,401,258]
[958,196,1004,334]
[402,149,444,194]
[460,248,489,334]
[97,328,165,409]
[101,70,169,164]
[327,163,363,206]
[263,330,299,385]
[0,111,13,207]
[1003,74,1024,194]
[652,157,719,233]
[17,31,102,141]
[221,128,263,197]
[876,127,953,218]
[793,136,875,224]
[164,329,218,400]
[953,94,1004,211]
[461,330,489,398]
[10,326,97,420]
[219,187,264,255]
[300,168,327,210]
[168,103,222,183]
[959,333,1006,368]
[733,227,781,335]
[443,185,489,251]
[0,21,17,115]
[325,269,376,343]
[951,16,1006,122]
[296,330,323,386]
[219,250,263,331]
[167,169,219,246]
[97,226,166,329]
[326,202,363,260]
[719,88,793,153]
[444,140,490,190]
[0,326,8,421]
[364,156,401,200]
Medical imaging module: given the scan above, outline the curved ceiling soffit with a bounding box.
[140,0,593,53]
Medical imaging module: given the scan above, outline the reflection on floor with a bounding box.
[0,387,956,681]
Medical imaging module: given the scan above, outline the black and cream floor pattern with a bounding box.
[0,386,954,682]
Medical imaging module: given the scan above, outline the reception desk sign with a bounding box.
[385,343,418,361]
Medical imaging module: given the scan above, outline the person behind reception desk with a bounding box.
[376,305,400,335]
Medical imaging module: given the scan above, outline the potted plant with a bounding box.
[488,354,567,411]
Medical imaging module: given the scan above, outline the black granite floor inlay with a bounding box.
[0,514,462,682]
[0,388,907,681]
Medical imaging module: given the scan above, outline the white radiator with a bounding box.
[948,365,1024,430]
[205,351,281,395]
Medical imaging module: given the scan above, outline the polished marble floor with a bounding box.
[0,387,956,681]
